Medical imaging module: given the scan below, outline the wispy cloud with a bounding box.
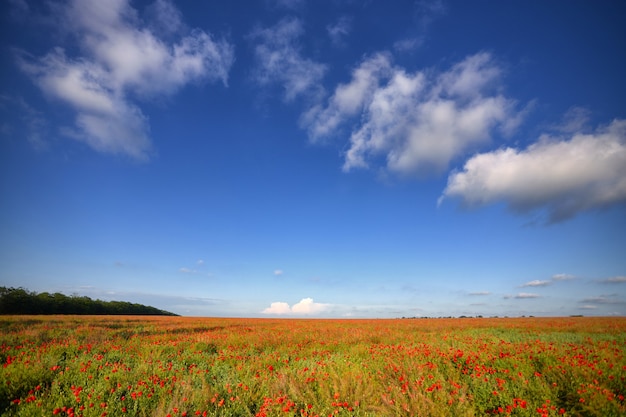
[599,276,626,284]
[303,52,521,176]
[270,0,306,11]
[550,106,591,134]
[14,97,49,150]
[469,291,491,296]
[250,17,327,102]
[393,37,424,53]
[273,269,284,276]
[552,273,575,281]
[17,0,234,160]
[504,293,541,299]
[327,16,352,47]
[415,0,447,28]
[262,297,330,315]
[440,118,626,223]
[580,295,625,305]
[521,280,551,287]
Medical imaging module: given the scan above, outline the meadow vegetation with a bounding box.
[1,316,625,416]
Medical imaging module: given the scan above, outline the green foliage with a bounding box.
[0,287,177,316]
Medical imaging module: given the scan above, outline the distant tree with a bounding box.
[0,287,178,316]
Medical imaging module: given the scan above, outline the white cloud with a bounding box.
[261,297,330,315]
[291,297,329,314]
[552,273,575,281]
[303,52,519,175]
[302,52,392,142]
[262,301,292,315]
[579,305,598,310]
[469,291,491,296]
[273,269,284,276]
[521,280,551,287]
[179,267,196,273]
[250,17,327,102]
[440,119,626,222]
[197,259,205,266]
[17,0,234,159]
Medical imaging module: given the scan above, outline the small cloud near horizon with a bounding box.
[262,297,330,315]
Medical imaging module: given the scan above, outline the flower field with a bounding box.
[1,316,625,416]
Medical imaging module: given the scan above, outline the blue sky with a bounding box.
[1,0,625,317]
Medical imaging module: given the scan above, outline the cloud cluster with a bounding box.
[250,17,327,102]
[303,52,519,175]
[15,2,625,224]
[262,297,330,315]
[441,119,626,222]
[18,0,234,159]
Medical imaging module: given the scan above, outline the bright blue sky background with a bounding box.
[1,0,625,317]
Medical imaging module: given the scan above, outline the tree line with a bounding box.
[0,287,178,316]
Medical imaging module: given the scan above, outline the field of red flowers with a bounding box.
[1,316,625,416]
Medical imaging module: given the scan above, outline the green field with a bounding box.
[1,316,625,416]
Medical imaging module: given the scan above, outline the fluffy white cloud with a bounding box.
[262,301,292,315]
[18,0,234,159]
[291,297,329,314]
[273,269,284,276]
[521,280,551,287]
[250,17,327,102]
[303,52,519,175]
[440,119,626,222]
[262,297,330,315]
